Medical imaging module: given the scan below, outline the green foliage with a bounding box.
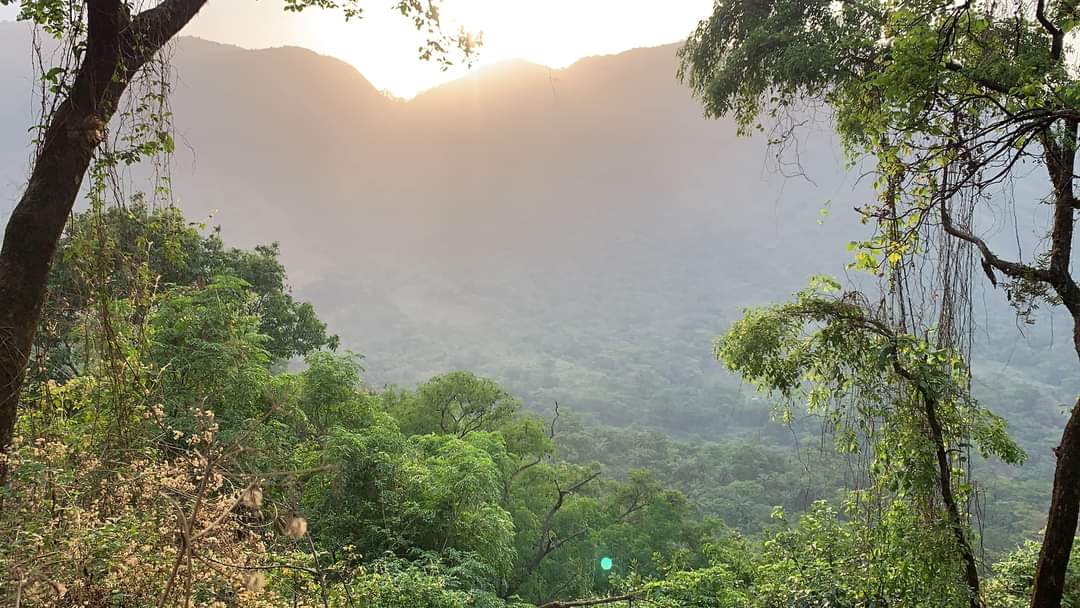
[345,560,471,608]
[680,0,1080,322]
[718,278,1024,485]
[713,278,1029,602]
[679,0,868,136]
[680,0,1080,600]
[645,561,752,607]
[680,0,1073,152]
[388,370,520,438]
[499,412,556,464]
[985,538,1080,608]
[40,203,337,380]
[4,193,1075,608]
[150,275,272,422]
[753,501,973,608]
[297,350,366,433]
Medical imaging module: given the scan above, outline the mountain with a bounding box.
[0,23,1073,451]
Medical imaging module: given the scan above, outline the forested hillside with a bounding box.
[4,0,1080,605]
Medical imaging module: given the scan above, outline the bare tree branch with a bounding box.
[539,590,644,608]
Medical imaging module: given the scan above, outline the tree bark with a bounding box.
[1031,393,1080,608]
[1030,311,1080,608]
[0,0,209,478]
[1029,120,1080,608]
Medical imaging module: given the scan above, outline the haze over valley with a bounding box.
[0,24,877,431]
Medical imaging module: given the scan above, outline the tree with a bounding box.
[149,275,272,424]
[388,371,521,438]
[296,350,365,434]
[681,0,1080,605]
[986,539,1080,608]
[0,0,475,473]
[0,0,211,476]
[717,278,1024,606]
[38,203,338,383]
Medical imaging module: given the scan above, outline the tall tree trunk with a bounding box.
[0,0,209,479]
[0,102,103,464]
[1031,392,1080,608]
[1029,121,1080,608]
[1029,314,1080,608]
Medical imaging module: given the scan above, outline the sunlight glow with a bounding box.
[0,1,713,98]
[176,0,714,98]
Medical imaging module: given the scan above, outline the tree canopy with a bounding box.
[682,0,1080,605]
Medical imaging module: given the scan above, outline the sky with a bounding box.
[0,1,714,98]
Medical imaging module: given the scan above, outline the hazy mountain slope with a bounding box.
[145,33,868,437]
[0,24,37,211]
[0,23,1073,450]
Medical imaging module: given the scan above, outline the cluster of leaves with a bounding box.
[680,0,1080,312]
[709,276,1036,604]
[34,202,338,386]
[717,277,1024,476]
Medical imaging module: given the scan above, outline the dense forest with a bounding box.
[4,0,1080,607]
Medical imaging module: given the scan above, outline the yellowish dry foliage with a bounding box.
[1,407,319,608]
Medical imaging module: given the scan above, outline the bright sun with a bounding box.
[179,0,714,99]
[300,0,713,98]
